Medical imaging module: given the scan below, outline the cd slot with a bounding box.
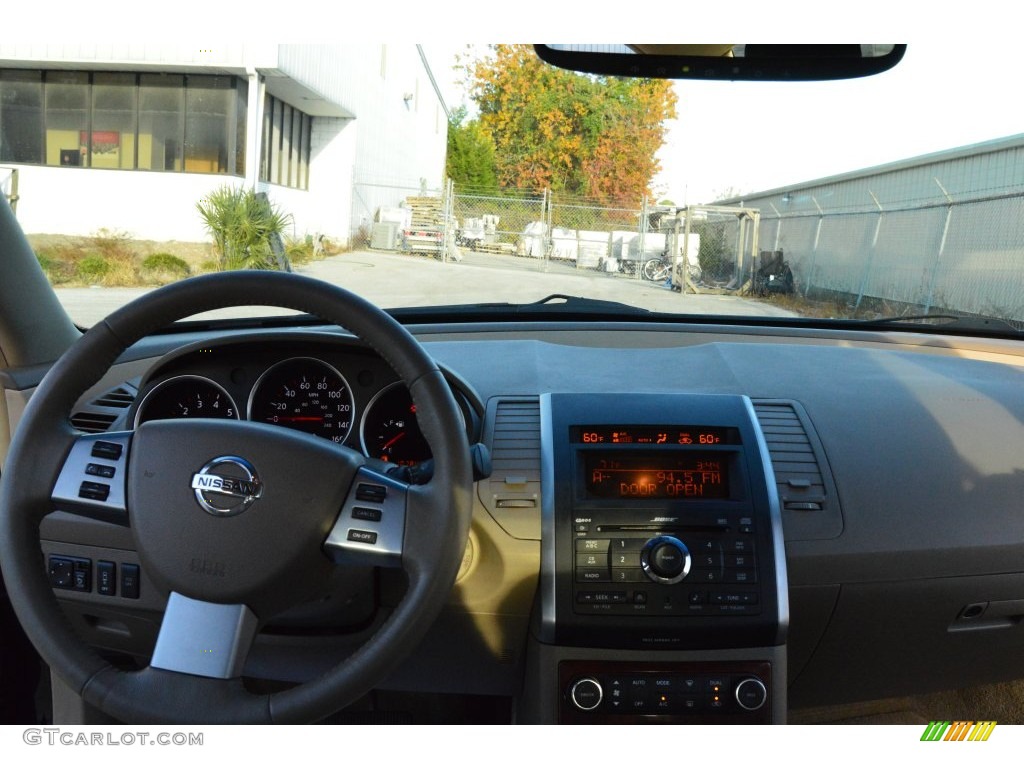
[596,523,730,534]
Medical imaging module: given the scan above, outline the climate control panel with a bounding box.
[558,660,773,724]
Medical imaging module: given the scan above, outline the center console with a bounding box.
[522,393,788,724]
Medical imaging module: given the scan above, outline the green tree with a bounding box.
[446,106,498,190]
[465,45,677,204]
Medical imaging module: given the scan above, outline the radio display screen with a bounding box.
[583,451,730,500]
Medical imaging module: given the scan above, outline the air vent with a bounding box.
[93,386,136,409]
[752,399,843,540]
[479,398,541,540]
[69,383,137,434]
[69,411,117,434]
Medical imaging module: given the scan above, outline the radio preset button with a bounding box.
[576,539,610,552]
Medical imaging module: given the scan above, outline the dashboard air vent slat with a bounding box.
[479,398,542,540]
[69,383,138,434]
[752,399,843,540]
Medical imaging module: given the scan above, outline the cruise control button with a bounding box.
[355,483,387,503]
[90,441,123,460]
[85,463,116,478]
[347,529,378,545]
[351,507,383,522]
[78,481,110,501]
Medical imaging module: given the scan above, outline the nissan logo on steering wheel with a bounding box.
[190,456,263,516]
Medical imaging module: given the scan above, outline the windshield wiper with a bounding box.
[856,313,1021,333]
[388,294,654,321]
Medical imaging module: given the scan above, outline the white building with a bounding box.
[0,44,450,245]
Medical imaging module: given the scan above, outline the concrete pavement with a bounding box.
[54,249,795,326]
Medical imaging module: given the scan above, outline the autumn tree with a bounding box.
[464,44,677,205]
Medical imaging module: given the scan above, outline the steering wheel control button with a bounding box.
[120,564,140,599]
[569,678,603,711]
[347,529,378,545]
[96,561,116,596]
[355,483,387,503]
[90,440,123,460]
[640,536,691,584]
[735,678,768,711]
[53,433,131,524]
[191,456,263,517]
[352,506,383,522]
[78,481,111,501]
[325,468,408,569]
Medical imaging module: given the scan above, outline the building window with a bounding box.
[0,69,246,176]
[258,94,311,190]
[92,73,137,170]
[45,71,89,167]
[139,74,184,171]
[0,69,43,164]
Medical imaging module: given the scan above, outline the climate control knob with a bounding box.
[735,677,768,711]
[569,678,603,711]
[641,536,691,584]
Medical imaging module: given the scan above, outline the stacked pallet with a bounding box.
[405,196,445,228]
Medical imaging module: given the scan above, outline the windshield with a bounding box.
[4,41,1021,329]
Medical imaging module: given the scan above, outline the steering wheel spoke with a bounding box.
[150,592,259,679]
[51,431,132,526]
[324,467,408,569]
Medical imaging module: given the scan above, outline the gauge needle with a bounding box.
[275,416,324,422]
[382,432,406,450]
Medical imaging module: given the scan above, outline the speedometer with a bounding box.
[248,358,354,444]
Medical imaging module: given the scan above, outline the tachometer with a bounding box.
[359,382,431,465]
[135,375,239,425]
[248,357,354,444]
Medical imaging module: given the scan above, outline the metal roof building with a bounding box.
[719,134,1024,317]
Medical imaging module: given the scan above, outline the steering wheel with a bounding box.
[0,271,473,723]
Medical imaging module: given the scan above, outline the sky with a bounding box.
[425,40,1022,206]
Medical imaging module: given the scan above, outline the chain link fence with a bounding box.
[759,184,1024,321]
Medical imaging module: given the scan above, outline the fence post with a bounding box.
[638,196,648,281]
[804,196,824,298]
[544,188,552,272]
[854,190,884,312]
[924,178,955,314]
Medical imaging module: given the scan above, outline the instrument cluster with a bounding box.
[132,335,479,466]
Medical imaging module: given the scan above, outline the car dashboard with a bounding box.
[9,317,1024,724]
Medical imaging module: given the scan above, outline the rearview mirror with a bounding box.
[533,44,906,81]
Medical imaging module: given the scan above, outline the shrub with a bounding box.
[76,254,111,283]
[141,252,190,283]
[196,186,293,271]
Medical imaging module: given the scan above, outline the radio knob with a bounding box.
[641,536,691,584]
[734,677,768,711]
[569,678,603,711]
